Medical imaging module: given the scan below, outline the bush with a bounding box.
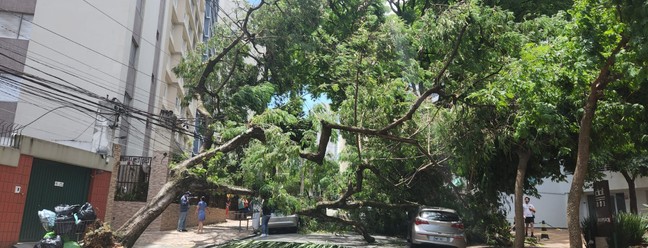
[610,212,648,248]
[581,215,597,248]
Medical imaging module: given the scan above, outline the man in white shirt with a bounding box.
[523,196,536,237]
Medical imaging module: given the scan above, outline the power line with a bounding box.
[0,66,197,138]
[0,48,199,132]
[1,72,197,154]
[0,9,199,122]
[0,23,201,132]
[0,8,208,152]
[0,25,171,113]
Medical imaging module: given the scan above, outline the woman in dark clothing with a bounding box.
[261,199,272,237]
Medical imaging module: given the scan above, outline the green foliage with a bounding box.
[581,215,597,248]
[173,0,648,244]
[219,241,345,248]
[610,212,648,248]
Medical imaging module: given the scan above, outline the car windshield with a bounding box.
[420,210,460,222]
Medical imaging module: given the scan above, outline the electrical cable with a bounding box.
[0,8,209,151]
[0,65,198,137]
[0,26,200,132]
[0,29,171,110]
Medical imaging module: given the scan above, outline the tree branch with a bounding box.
[299,121,428,164]
[115,127,265,247]
[378,24,468,134]
[196,1,266,98]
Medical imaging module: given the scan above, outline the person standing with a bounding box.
[251,196,261,233]
[196,196,209,233]
[177,191,191,232]
[225,196,231,218]
[260,198,272,237]
[523,196,536,237]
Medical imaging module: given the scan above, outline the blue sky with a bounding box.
[302,94,331,114]
[245,0,330,114]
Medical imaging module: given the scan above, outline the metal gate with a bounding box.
[19,158,91,241]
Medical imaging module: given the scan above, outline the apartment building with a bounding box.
[0,0,208,245]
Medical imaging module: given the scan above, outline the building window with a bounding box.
[115,156,152,202]
[0,11,33,40]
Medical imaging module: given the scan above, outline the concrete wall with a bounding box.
[0,155,32,248]
[505,174,573,228]
[16,0,135,149]
[16,136,113,171]
[111,203,227,232]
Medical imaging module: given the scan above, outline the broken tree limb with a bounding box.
[114,126,265,248]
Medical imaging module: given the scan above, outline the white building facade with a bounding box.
[505,170,648,228]
[0,0,210,235]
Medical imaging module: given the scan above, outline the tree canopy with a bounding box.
[114,0,648,247]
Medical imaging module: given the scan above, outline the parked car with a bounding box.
[407,206,466,248]
[267,212,299,233]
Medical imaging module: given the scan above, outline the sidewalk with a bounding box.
[133,219,257,248]
[526,228,570,248]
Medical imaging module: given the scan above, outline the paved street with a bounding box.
[133,219,571,248]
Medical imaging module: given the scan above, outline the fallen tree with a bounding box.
[113,127,265,248]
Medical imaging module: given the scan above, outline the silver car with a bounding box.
[408,206,466,248]
[267,212,299,233]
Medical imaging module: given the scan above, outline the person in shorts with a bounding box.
[523,196,536,237]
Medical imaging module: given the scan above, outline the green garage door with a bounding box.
[19,158,91,241]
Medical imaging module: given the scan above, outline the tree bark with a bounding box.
[513,148,531,248]
[114,127,265,248]
[566,35,628,248]
[620,170,637,214]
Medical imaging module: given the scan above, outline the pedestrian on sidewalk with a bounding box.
[196,196,209,233]
[261,198,272,237]
[177,191,191,232]
[523,196,536,237]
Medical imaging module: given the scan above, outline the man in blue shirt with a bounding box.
[177,191,191,232]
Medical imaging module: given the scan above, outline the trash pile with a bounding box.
[34,202,97,248]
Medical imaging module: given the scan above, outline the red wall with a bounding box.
[87,170,112,221]
[0,155,33,248]
[0,156,112,247]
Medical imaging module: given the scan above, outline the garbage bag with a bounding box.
[33,234,63,248]
[38,209,56,231]
[54,204,79,216]
[77,202,96,221]
[54,214,75,237]
[43,231,55,239]
[74,220,87,234]
[62,241,81,248]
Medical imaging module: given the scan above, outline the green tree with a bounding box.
[565,0,648,246]
[590,78,648,214]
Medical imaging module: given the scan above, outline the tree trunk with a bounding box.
[114,127,265,248]
[114,177,186,248]
[620,170,637,214]
[514,148,531,248]
[566,98,596,248]
[566,35,628,248]
[299,159,305,196]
